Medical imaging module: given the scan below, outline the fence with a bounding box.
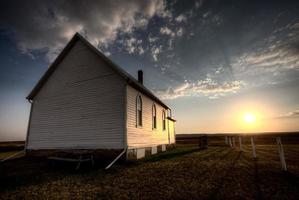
[176,133,299,172]
[218,134,299,171]
[176,135,208,149]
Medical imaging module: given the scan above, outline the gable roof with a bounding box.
[27,33,170,109]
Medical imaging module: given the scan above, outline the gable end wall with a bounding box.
[27,40,125,150]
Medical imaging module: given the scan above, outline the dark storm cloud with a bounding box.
[153,0,299,99]
[1,0,299,100]
[0,0,169,60]
[231,19,299,86]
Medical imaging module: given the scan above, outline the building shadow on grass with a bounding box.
[195,148,234,184]
[0,147,208,191]
[0,156,111,192]
[207,151,242,200]
[253,158,299,199]
[141,147,209,163]
[253,158,264,200]
[282,171,299,187]
[281,171,299,198]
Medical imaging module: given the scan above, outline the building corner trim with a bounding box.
[25,100,34,151]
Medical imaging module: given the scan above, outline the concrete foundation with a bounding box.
[127,144,175,160]
[26,144,176,161]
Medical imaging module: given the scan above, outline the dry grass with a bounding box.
[0,151,24,160]
[1,145,299,200]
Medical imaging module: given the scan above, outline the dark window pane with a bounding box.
[138,110,142,126]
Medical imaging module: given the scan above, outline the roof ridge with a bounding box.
[27,32,170,109]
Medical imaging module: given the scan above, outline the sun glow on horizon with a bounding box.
[229,101,267,133]
[243,113,257,124]
[238,110,262,132]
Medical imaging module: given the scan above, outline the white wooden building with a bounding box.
[25,33,176,159]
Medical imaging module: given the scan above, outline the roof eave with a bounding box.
[167,117,176,122]
[126,79,170,109]
[26,33,81,100]
[26,32,171,110]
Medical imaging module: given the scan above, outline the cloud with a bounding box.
[155,27,184,57]
[160,27,176,37]
[160,26,184,40]
[151,45,162,61]
[0,0,169,61]
[195,0,203,9]
[148,36,159,43]
[215,67,225,74]
[240,48,299,71]
[276,110,299,119]
[155,78,246,99]
[119,37,144,55]
[176,27,184,37]
[175,14,187,23]
[231,20,299,86]
[203,11,211,18]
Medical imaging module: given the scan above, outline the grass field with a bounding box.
[0,150,24,160]
[1,144,299,200]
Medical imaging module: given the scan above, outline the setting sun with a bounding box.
[243,113,256,124]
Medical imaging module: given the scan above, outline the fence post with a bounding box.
[251,136,256,158]
[229,136,232,148]
[276,137,287,171]
[239,136,243,151]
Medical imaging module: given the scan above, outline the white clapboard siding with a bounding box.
[168,120,175,144]
[27,40,125,150]
[126,85,174,148]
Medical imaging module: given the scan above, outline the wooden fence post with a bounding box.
[251,136,256,158]
[276,137,287,171]
[239,136,243,151]
[229,137,232,148]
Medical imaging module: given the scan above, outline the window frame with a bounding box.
[136,94,143,127]
[152,104,157,130]
[162,110,166,131]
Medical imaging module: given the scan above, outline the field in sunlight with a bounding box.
[1,142,299,199]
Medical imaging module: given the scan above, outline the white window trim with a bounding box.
[152,103,157,130]
[162,110,166,131]
[136,94,142,128]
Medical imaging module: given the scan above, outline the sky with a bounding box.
[0,0,299,141]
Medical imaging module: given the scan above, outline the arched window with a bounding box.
[136,95,142,126]
[152,104,157,129]
[162,110,166,131]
